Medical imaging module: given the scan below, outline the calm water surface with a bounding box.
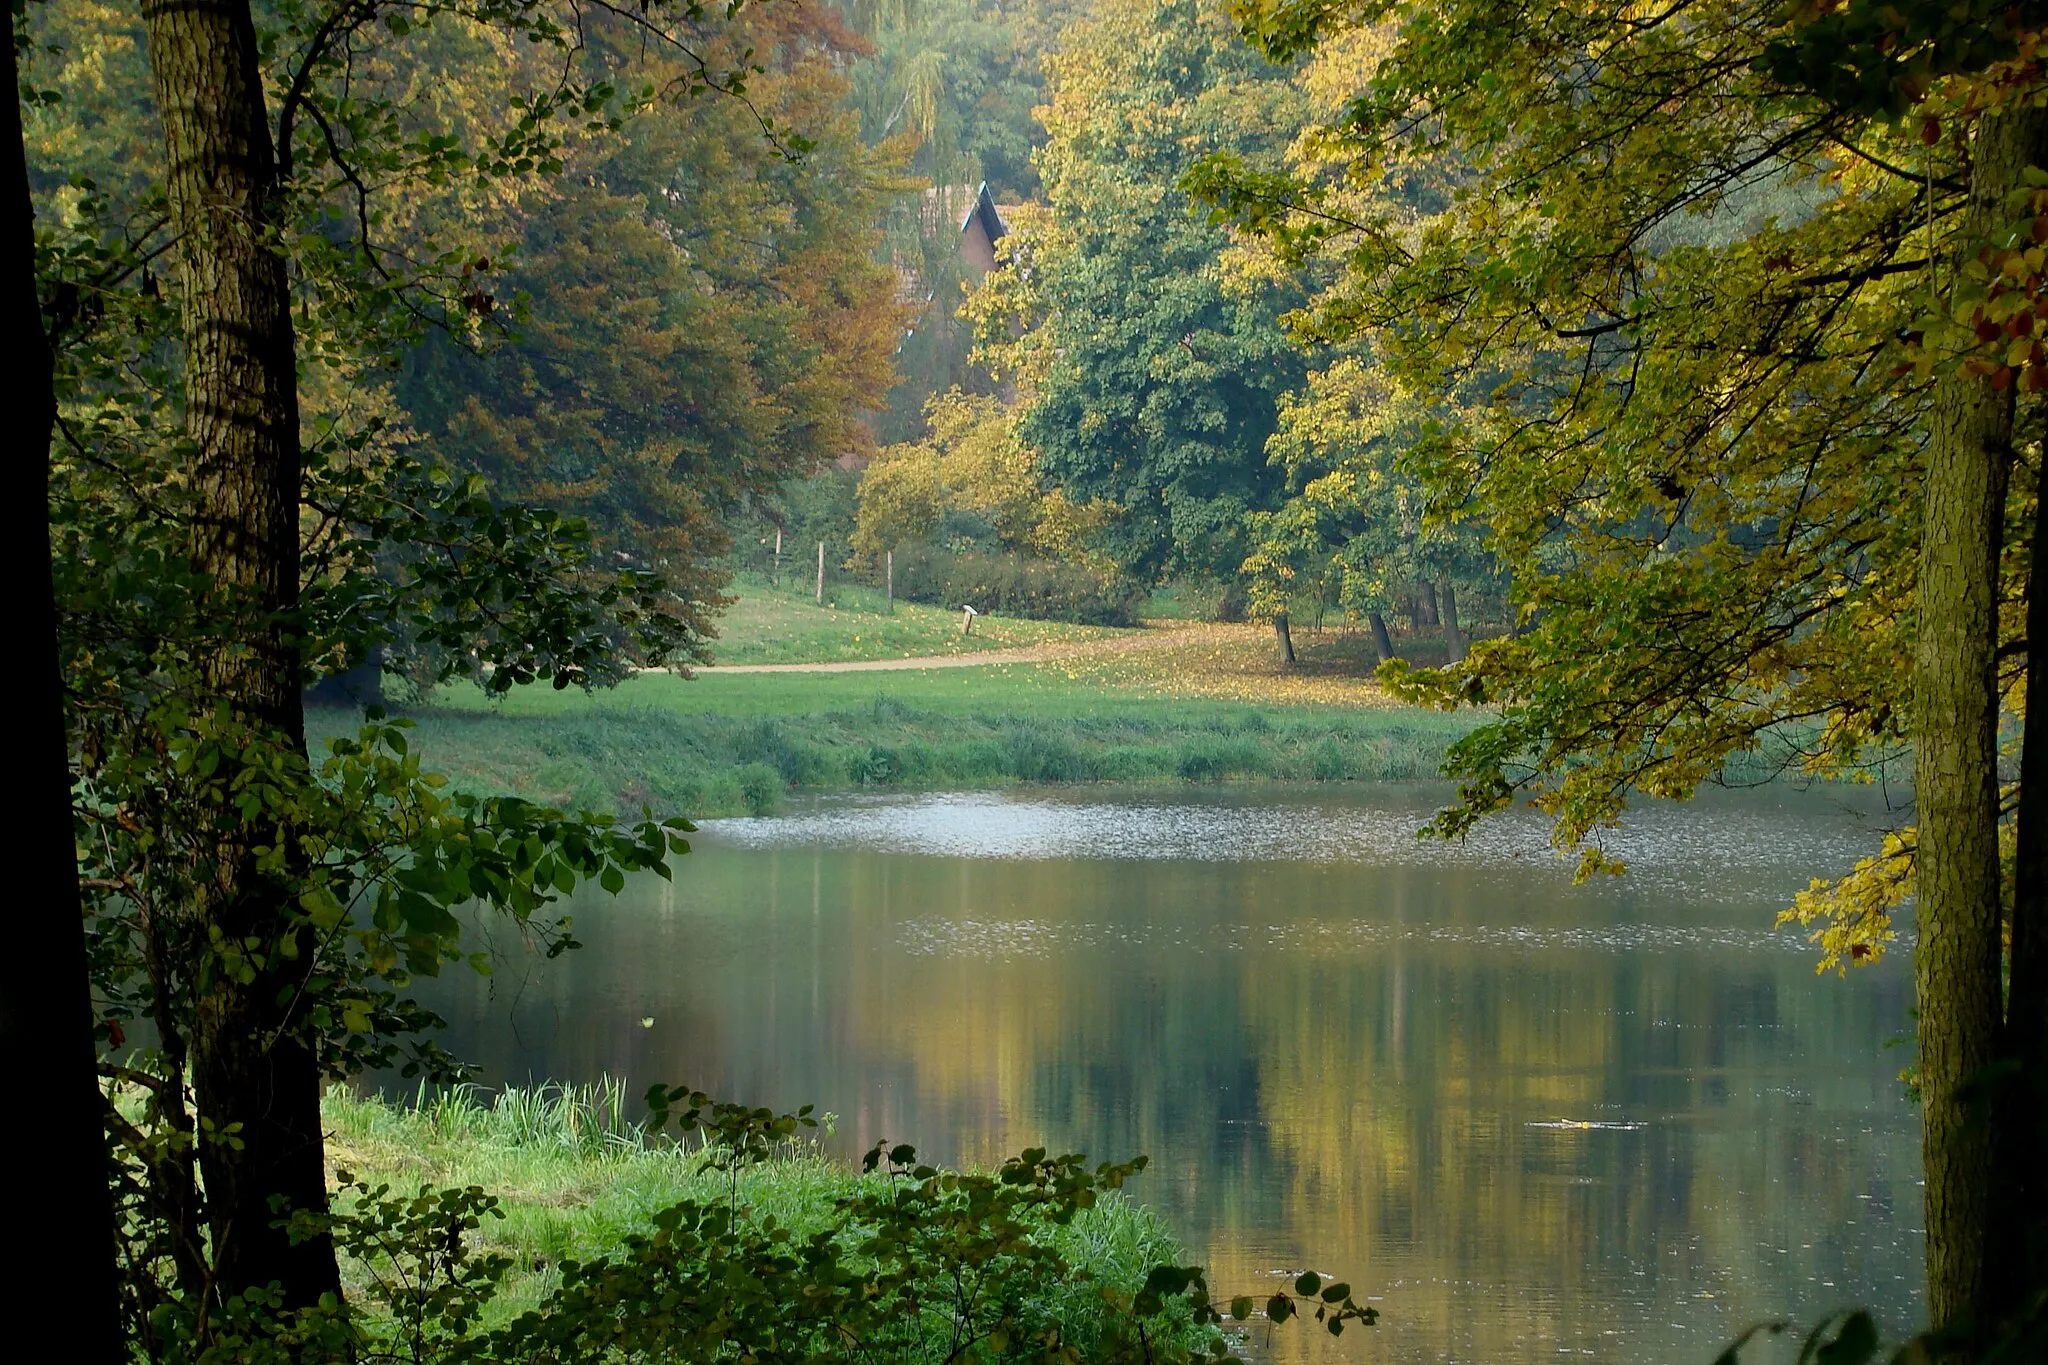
[416,784,1924,1363]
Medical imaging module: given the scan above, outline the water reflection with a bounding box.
[415,785,1923,1364]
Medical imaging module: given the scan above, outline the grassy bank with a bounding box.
[313,666,1478,817]
[306,584,1489,817]
[324,1082,1193,1333]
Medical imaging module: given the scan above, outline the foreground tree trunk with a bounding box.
[1994,464,2048,1319]
[142,0,336,1307]
[1437,578,1466,663]
[1273,612,1296,663]
[0,8,124,1353]
[1914,98,2048,1342]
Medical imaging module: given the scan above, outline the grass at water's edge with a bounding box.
[311,679,1482,817]
[323,1083,1194,1332]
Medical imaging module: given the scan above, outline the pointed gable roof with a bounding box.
[960,180,1007,246]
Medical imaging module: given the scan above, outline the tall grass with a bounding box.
[322,1084,1194,1334]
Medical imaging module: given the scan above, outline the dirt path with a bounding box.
[695,623,1204,674]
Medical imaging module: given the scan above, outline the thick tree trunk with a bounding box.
[1272,612,1296,663]
[1438,578,1467,663]
[1994,468,2048,1319]
[1914,98,2048,1342]
[142,0,336,1306]
[0,9,124,1354]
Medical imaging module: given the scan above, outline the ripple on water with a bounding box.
[700,788,1896,902]
[891,915,1911,961]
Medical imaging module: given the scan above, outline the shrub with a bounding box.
[889,542,1143,626]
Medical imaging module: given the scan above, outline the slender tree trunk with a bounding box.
[142,0,336,1306]
[1914,98,2048,1342]
[1438,578,1467,663]
[1994,466,2048,1318]
[1368,612,1396,666]
[1272,612,1296,664]
[0,8,124,1353]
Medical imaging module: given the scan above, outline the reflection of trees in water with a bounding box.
[415,841,1922,1362]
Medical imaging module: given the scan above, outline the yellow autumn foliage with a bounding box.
[853,389,1110,563]
[1777,829,1913,974]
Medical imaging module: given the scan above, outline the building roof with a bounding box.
[960,181,1007,246]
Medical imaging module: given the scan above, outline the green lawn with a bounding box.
[703,573,1131,665]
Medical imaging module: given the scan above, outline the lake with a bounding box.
[413,783,1924,1363]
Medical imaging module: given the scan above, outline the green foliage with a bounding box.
[1238,357,1498,638]
[1759,0,2048,117]
[1195,0,1951,901]
[889,543,1142,625]
[972,0,1313,590]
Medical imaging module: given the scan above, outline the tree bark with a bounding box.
[0,7,124,1354]
[1914,98,2048,1342]
[1368,611,1397,666]
[1272,612,1296,663]
[1438,578,1467,663]
[1994,462,2048,1319]
[142,0,337,1307]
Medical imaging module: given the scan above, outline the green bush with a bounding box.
[890,542,1143,626]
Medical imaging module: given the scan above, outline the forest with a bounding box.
[7,0,2047,1362]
